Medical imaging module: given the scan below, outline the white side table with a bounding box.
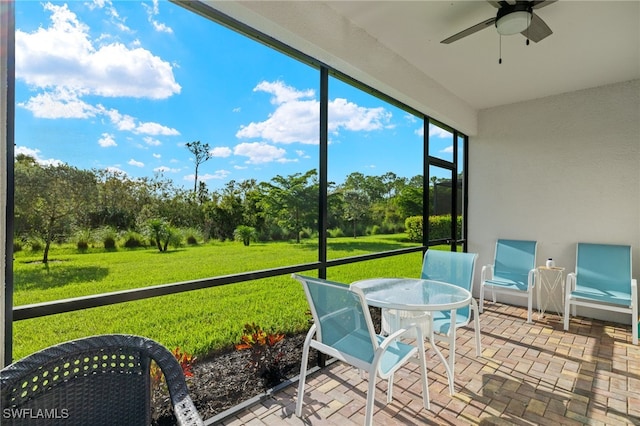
[536,266,565,319]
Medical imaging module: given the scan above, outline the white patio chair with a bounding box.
[382,249,481,374]
[292,274,430,426]
[564,242,638,345]
[479,239,538,323]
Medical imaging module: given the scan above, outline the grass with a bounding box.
[12,234,430,360]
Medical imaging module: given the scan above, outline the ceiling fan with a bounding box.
[441,0,557,45]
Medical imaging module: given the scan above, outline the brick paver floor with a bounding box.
[217,302,640,425]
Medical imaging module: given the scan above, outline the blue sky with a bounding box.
[14,1,455,190]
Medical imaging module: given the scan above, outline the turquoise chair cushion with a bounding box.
[572,243,632,306]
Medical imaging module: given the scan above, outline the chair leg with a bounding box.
[527,292,533,323]
[447,328,455,374]
[632,303,638,345]
[364,368,377,426]
[295,328,315,418]
[387,374,394,404]
[563,298,570,331]
[479,285,485,313]
[471,300,482,357]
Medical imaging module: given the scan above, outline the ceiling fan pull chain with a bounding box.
[526,11,531,45]
[499,35,502,64]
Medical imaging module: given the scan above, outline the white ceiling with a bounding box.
[200,1,639,132]
[322,1,640,110]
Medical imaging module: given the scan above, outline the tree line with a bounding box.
[13,153,455,263]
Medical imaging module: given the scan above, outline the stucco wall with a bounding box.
[468,79,640,324]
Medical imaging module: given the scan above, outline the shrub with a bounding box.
[122,231,145,248]
[98,227,118,250]
[235,323,285,389]
[13,241,22,252]
[146,219,173,252]
[405,215,463,242]
[28,237,43,252]
[327,227,344,238]
[405,216,423,242]
[182,228,202,246]
[73,229,92,251]
[233,225,257,246]
[299,227,312,240]
[168,227,183,248]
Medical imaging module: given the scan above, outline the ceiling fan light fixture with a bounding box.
[496,10,532,35]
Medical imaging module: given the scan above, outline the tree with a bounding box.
[261,170,318,243]
[15,158,97,263]
[145,218,176,252]
[233,225,257,246]
[396,186,423,218]
[342,189,369,237]
[185,140,212,194]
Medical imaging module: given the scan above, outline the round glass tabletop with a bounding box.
[351,278,472,311]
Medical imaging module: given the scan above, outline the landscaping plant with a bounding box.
[235,323,285,389]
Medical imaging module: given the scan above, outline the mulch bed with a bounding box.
[152,308,381,425]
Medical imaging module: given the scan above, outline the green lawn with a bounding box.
[12,235,428,360]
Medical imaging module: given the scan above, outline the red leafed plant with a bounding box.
[151,346,197,386]
[235,323,285,389]
[172,347,196,378]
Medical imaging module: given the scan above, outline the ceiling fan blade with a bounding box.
[522,13,552,42]
[486,1,502,8]
[441,17,496,44]
[532,0,557,10]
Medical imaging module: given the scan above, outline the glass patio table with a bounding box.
[351,278,473,394]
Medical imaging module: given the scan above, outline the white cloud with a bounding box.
[296,149,311,159]
[234,142,289,164]
[154,165,180,173]
[15,146,64,166]
[134,121,179,136]
[210,146,232,158]
[183,170,231,181]
[16,3,180,100]
[105,166,127,175]
[101,107,179,136]
[128,158,144,167]
[440,145,454,154]
[88,0,131,33]
[202,171,231,180]
[328,98,390,132]
[143,0,174,34]
[98,133,117,147]
[152,153,161,159]
[15,3,182,140]
[143,136,162,146]
[18,88,100,119]
[405,113,418,123]
[236,80,391,145]
[429,123,453,139]
[254,80,315,104]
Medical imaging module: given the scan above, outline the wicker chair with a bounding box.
[0,334,203,426]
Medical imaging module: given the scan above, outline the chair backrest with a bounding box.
[0,334,203,426]
[575,243,632,294]
[294,274,378,364]
[421,249,477,317]
[493,239,537,283]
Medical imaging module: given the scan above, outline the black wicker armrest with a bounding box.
[1,334,204,426]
